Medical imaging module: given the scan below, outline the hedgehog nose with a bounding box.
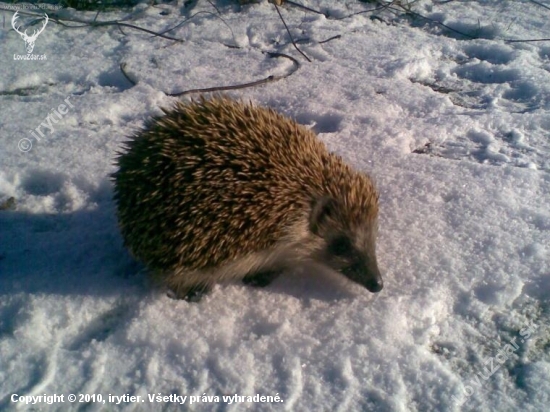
[343,262,383,293]
[366,277,383,293]
[362,261,383,293]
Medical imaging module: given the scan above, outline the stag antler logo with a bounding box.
[12,12,49,54]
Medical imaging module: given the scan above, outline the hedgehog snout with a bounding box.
[342,259,383,293]
[364,269,384,293]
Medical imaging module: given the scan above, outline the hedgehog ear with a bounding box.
[310,196,337,236]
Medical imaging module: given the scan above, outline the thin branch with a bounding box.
[107,21,185,42]
[283,0,388,20]
[392,6,477,39]
[393,2,550,42]
[388,2,550,42]
[526,0,550,12]
[169,76,279,97]
[207,3,237,46]
[0,8,185,42]
[151,10,238,48]
[167,51,300,97]
[120,62,137,86]
[285,0,327,16]
[318,34,341,44]
[504,38,550,43]
[116,23,127,36]
[273,3,312,62]
[205,0,222,15]
[157,11,230,38]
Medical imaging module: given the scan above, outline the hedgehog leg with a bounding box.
[242,270,280,288]
[182,285,211,302]
[162,268,213,302]
[167,284,211,302]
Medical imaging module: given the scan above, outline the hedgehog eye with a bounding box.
[329,236,353,257]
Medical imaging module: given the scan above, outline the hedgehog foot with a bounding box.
[242,270,280,288]
[167,284,211,302]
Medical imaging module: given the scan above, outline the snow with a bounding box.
[1,0,549,411]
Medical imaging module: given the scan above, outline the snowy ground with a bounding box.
[1,0,549,411]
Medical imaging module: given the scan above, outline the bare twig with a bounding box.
[205,0,222,15]
[526,0,550,12]
[120,62,137,86]
[273,3,312,62]
[393,2,550,42]
[504,38,550,43]
[391,6,477,39]
[318,34,341,44]
[115,20,127,36]
[158,10,235,45]
[0,7,185,42]
[109,21,185,42]
[282,0,388,20]
[169,77,279,97]
[167,51,300,97]
[387,2,550,42]
[285,0,327,16]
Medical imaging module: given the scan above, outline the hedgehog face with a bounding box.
[309,197,383,293]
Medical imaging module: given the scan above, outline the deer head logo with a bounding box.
[12,12,49,54]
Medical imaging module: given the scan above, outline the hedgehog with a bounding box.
[113,96,383,301]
